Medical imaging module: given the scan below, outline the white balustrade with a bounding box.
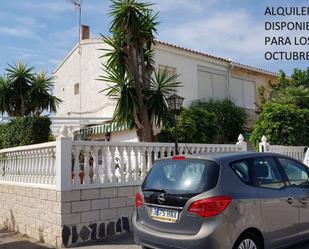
[0,142,56,188]
[268,145,307,161]
[259,135,307,162]
[0,133,247,190]
[69,139,246,189]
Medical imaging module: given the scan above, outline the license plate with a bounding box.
[151,207,179,223]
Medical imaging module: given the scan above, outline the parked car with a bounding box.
[132,152,309,249]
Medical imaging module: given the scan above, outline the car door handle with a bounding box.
[287,197,295,204]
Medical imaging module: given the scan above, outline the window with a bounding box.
[231,160,250,184]
[230,77,256,110]
[159,65,177,94]
[142,159,219,195]
[74,83,80,95]
[253,157,285,189]
[278,158,309,187]
[197,65,228,100]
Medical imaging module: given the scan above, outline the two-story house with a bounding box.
[53,25,278,142]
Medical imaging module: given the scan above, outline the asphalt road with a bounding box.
[1,232,309,249]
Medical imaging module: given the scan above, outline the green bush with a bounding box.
[0,116,51,149]
[178,108,220,143]
[250,103,309,148]
[156,107,221,143]
[190,99,247,143]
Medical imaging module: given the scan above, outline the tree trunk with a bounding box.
[135,113,153,142]
[125,43,154,142]
[140,106,153,142]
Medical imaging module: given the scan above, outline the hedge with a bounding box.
[0,116,51,149]
[250,103,309,148]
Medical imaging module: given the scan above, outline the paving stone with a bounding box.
[79,226,90,241]
[116,218,122,233]
[72,200,90,212]
[81,189,100,200]
[106,222,115,236]
[110,197,126,208]
[118,187,134,197]
[72,226,78,244]
[91,199,109,210]
[122,217,131,233]
[62,225,71,246]
[81,210,100,223]
[100,208,117,220]
[89,223,97,240]
[100,188,117,198]
[98,223,105,238]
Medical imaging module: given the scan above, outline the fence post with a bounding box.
[304,148,309,167]
[56,126,72,191]
[259,135,270,153]
[236,134,247,151]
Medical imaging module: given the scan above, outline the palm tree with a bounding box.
[145,68,180,127]
[0,75,14,116]
[100,0,180,141]
[6,62,34,116]
[30,71,62,115]
[102,67,180,137]
[0,63,62,117]
[272,85,309,109]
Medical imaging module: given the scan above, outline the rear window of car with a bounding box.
[142,159,219,194]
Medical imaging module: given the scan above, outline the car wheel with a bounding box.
[233,232,262,249]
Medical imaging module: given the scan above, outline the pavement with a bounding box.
[1,231,309,249]
[0,232,140,249]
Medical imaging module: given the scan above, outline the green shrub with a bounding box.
[178,107,221,143]
[0,116,51,149]
[156,107,221,143]
[250,103,309,148]
[190,99,247,143]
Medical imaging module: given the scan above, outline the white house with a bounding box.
[53,25,279,142]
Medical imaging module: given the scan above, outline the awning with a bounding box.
[79,122,130,136]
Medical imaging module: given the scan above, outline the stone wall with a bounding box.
[0,184,140,248]
[0,184,62,247]
[59,185,139,247]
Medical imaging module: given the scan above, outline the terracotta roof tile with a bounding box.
[155,40,230,63]
[155,40,280,77]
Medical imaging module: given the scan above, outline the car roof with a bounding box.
[158,152,289,164]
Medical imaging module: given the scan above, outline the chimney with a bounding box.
[80,25,90,40]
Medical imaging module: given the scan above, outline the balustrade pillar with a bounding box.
[56,137,72,191]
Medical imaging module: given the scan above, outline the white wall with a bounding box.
[53,39,261,140]
[154,44,229,107]
[53,39,116,119]
[53,39,231,118]
[111,129,139,142]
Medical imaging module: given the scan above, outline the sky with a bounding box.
[0,0,308,75]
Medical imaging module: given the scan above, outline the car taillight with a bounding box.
[188,196,232,218]
[172,155,186,160]
[135,192,143,208]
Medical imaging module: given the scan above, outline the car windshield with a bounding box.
[142,159,219,195]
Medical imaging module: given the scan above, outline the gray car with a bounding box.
[132,152,309,249]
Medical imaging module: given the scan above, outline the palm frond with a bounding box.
[30,71,62,115]
[0,75,13,115]
[145,68,182,126]
[99,64,137,128]
[272,85,309,109]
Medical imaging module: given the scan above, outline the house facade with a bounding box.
[53,26,278,142]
